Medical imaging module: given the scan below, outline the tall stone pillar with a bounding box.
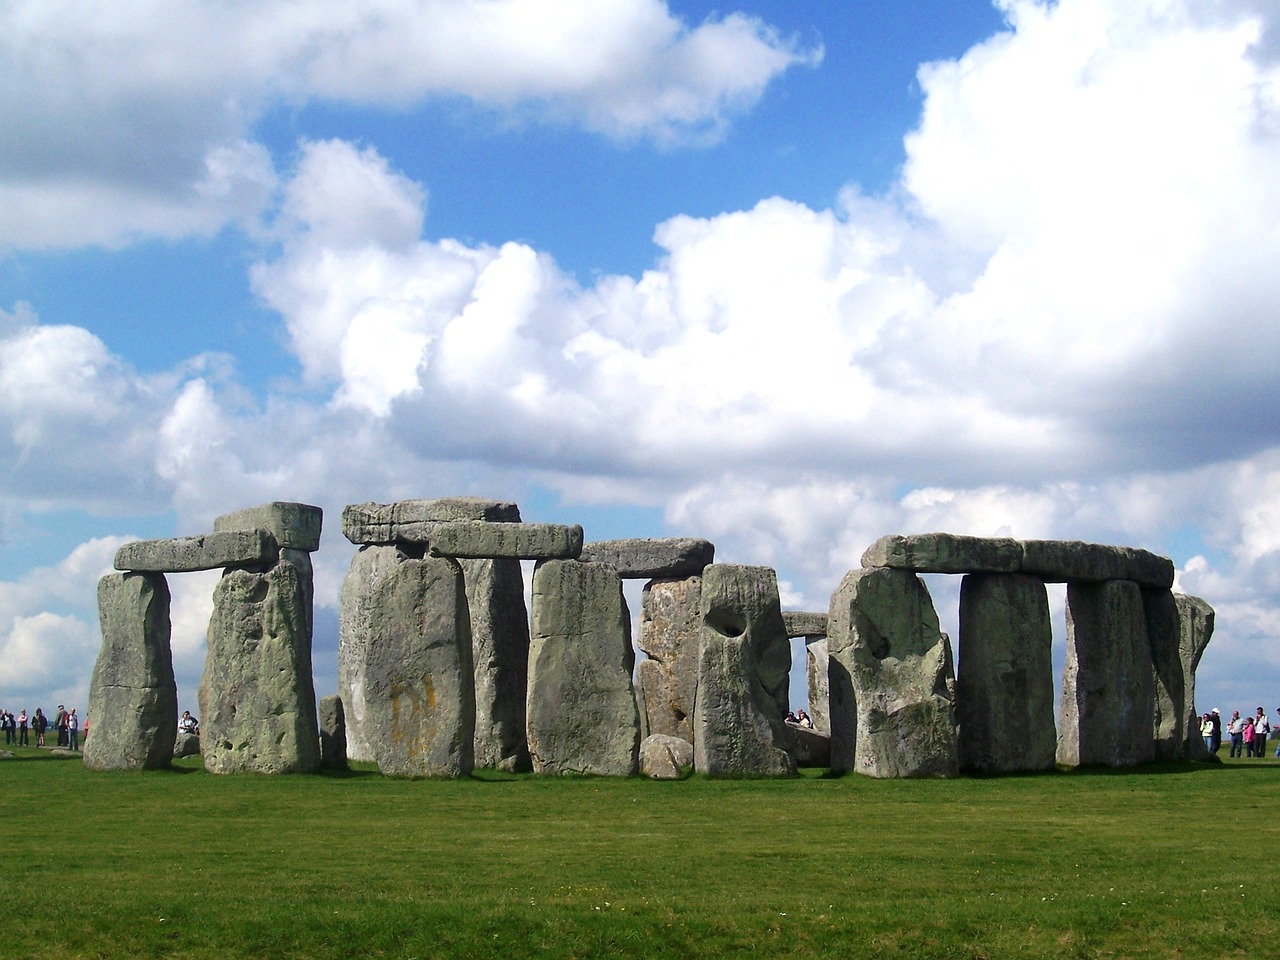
[636,576,701,743]
[461,557,530,772]
[1176,593,1215,759]
[805,637,830,736]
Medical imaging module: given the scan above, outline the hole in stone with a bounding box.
[705,610,746,638]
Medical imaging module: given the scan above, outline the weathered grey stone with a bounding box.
[1020,540,1174,589]
[198,559,320,775]
[213,502,323,552]
[84,572,177,771]
[462,557,530,771]
[342,497,521,543]
[281,547,315,639]
[114,529,279,573]
[338,545,411,762]
[693,564,796,777]
[579,538,714,579]
[1057,579,1156,768]
[318,694,348,770]
[425,521,582,559]
[172,730,201,759]
[527,560,639,775]
[362,556,475,778]
[862,533,1022,575]
[1144,588,1184,761]
[956,573,1056,773]
[639,734,693,779]
[782,611,828,638]
[805,637,831,736]
[787,724,831,767]
[635,577,701,741]
[1176,593,1215,760]
[827,567,958,778]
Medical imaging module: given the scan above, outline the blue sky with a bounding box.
[3,0,1279,725]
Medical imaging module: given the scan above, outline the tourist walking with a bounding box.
[32,708,47,747]
[17,709,27,746]
[1254,707,1270,758]
[1228,710,1245,757]
[67,708,79,751]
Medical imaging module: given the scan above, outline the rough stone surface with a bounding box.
[1020,540,1174,589]
[115,529,279,573]
[1176,593,1215,760]
[827,567,958,778]
[338,545,410,762]
[579,538,714,579]
[172,730,201,759]
[527,560,639,776]
[342,497,521,543]
[1144,588,1185,761]
[424,521,583,559]
[805,637,831,736]
[956,573,1056,773]
[1057,579,1156,768]
[787,725,831,767]
[862,533,1022,574]
[693,564,796,777]
[318,694,348,770]
[782,611,828,638]
[462,557,530,771]
[362,557,475,778]
[639,734,693,779]
[198,559,320,774]
[635,577,701,742]
[84,572,177,771]
[213,502,323,552]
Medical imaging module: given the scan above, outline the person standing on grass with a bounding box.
[1244,717,1256,757]
[1,708,11,746]
[66,708,79,751]
[17,709,27,746]
[32,708,46,747]
[1200,713,1214,752]
[54,704,67,747]
[1227,710,1245,757]
[1210,708,1222,753]
[1254,707,1270,758]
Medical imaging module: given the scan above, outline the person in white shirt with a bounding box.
[1253,707,1270,759]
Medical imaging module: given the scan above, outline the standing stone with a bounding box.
[805,637,831,736]
[1057,579,1156,768]
[527,560,639,776]
[956,573,1055,773]
[338,545,410,762]
[462,557,531,771]
[362,557,475,778]
[84,572,177,771]
[640,734,694,779]
[635,577,701,742]
[828,567,958,778]
[1176,593,1215,760]
[1144,588,1185,761]
[693,564,796,777]
[319,694,348,771]
[172,730,201,759]
[199,559,320,774]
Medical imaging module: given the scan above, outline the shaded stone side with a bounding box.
[199,560,320,774]
[362,557,475,778]
[527,560,639,776]
[1057,579,1156,768]
[461,557,530,771]
[1143,588,1184,761]
[84,572,177,771]
[1176,593,1215,760]
[805,637,831,736]
[214,501,323,552]
[693,564,795,777]
[635,576,701,742]
[827,567,958,778]
[956,573,1055,773]
[115,529,279,573]
[319,694,348,771]
[579,539,714,579]
[1020,541,1173,590]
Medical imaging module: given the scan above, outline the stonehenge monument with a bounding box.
[90,504,1218,780]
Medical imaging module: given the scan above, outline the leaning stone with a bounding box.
[861,533,1022,574]
[635,577,701,741]
[342,498,521,544]
[318,694,348,771]
[362,557,475,778]
[1020,540,1174,589]
[172,730,201,759]
[1176,594,1215,760]
[114,529,279,573]
[527,560,640,776]
[782,611,828,638]
[806,637,831,736]
[579,538,714,579]
[693,564,796,777]
[956,574,1055,773]
[462,557,530,771]
[84,572,177,771]
[213,502,323,552]
[827,567,958,778]
[1057,579,1156,768]
[198,559,320,774]
[639,734,693,779]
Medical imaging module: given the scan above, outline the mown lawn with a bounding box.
[3,747,1277,959]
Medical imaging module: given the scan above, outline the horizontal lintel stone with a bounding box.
[342,498,521,544]
[1019,540,1174,589]
[781,611,829,638]
[214,502,323,552]
[114,529,279,573]
[355,520,584,559]
[861,533,1022,574]
[578,538,714,579]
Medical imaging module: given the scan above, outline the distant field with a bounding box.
[3,747,1278,959]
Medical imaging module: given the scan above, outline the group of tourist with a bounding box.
[785,709,815,729]
[1200,706,1279,758]
[0,704,81,750]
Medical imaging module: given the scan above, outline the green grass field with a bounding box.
[2,747,1278,959]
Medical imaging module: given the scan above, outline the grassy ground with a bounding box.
[2,747,1278,959]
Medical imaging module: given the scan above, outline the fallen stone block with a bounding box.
[1020,540,1174,589]
[342,497,521,543]
[861,533,1022,574]
[172,730,201,759]
[787,724,831,767]
[782,611,828,638]
[213,501,323,552]
[114,529,279,573]
[579,538,714,579]
[639,734,693,779]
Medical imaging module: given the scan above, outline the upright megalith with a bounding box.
[214,502,323,635]
[1144,588,1186,761]
[527,560,640,776]
[956,573,1055,773]
[805,637,831,736]
[635,576,702,742]
[362,557,475,778]
[827,567,958,778]
[1057,579,1155,768]
[1176,593,1215,759]
[461,556,530,771]
[84,572,177,771]
[319,695,348,771]
[693,564,796,777]
[199,558,320,774]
